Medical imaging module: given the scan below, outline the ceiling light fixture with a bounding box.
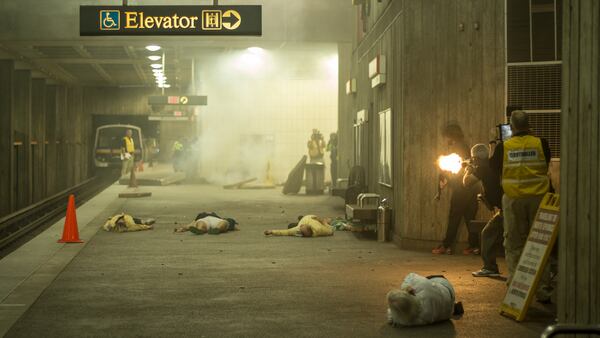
[150,64,163,69]
[145,45,161,52]
[148,55,162,61]
[247,47,264,54]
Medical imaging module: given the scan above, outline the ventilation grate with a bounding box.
[528,111,561,158]
[507,63,561,110]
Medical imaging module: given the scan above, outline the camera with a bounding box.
[496,123,512,142]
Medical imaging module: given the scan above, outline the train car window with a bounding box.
[97,128,141,150]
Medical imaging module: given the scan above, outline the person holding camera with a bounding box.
[490,110,553,302]
[463,144,504,277]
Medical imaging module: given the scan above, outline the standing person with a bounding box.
[172,139,184,172]
[121,129,135,177]
[432,123,480,255]
[463,144,504,277]
[491,110,553,301]
[327,132,338,187]
[307,129,325,163]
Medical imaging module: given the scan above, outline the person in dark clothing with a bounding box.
[327,133,338,187]
[174,211,238,235]
[463,144,505,277]
[432,123,480,255]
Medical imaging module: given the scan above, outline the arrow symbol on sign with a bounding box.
[222,10,241,30]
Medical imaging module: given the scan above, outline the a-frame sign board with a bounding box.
[500,193,560,321]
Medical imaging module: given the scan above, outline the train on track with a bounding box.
[94,124,144,169]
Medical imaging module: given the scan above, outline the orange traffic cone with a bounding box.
[58,194,83,243]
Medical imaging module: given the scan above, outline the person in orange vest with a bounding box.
[490,110,554,302]
[121,129,135,177]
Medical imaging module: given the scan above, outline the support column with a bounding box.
[13,70,32,210]
[337,42,353,181]
[559,0,600,325]
[31,78,46,202]
[0,60,14,216]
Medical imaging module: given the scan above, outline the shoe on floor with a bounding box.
[463,247,480,255]
[432,246,452,255]
[142,218,156,225]
[189,227,206,235]
[472,268,500,277]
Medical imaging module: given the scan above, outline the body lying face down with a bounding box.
[264,215,333,237]
[102,213,155,233]
[387,273,457,327]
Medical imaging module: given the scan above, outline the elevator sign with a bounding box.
[80,6,262,36]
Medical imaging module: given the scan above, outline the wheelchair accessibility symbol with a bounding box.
[100,10,120,31]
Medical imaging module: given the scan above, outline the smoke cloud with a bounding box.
[189,45,338,185]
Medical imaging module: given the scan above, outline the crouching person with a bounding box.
[175,213,238,235]
[103,213,155,233]
[387,273,462,327]
[264,215,333,237]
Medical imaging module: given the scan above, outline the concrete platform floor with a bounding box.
[4,185,554,337]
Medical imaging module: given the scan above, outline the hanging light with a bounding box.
[150,64,163,69]
[145,45,161,52]
[148,55,162,61]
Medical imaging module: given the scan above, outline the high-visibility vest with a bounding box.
[123,137,135,153]
[173,141,183,152]
[102,213,136,232]
[502,135,549,197]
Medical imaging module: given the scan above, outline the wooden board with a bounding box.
[559,0,600,325]
[500,193,560,321]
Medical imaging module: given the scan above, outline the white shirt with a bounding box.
[389,273,455,326]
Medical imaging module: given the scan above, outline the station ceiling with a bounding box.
[0,0,354,88]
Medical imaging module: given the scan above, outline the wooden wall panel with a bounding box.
[31,79,46,202]
[346,0,505,249]
[0,60,14,216]
[559,0,600,325]
[55,85,67,192]
[83,87,156,116]
[45,85,58,196]
[337,43,354,180]
[13,70,32,210]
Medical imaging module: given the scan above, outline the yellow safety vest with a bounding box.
[502,135,549,197]
[123,137,135,153]
[102,213,136,232]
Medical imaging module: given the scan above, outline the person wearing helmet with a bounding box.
[463,144,504,277]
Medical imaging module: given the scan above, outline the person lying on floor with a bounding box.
[102,213,155,233]
[387,272,462,327]
[264,215,333,237]
[174,212,238,235]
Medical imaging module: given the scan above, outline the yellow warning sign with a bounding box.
[500,193,560,322]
